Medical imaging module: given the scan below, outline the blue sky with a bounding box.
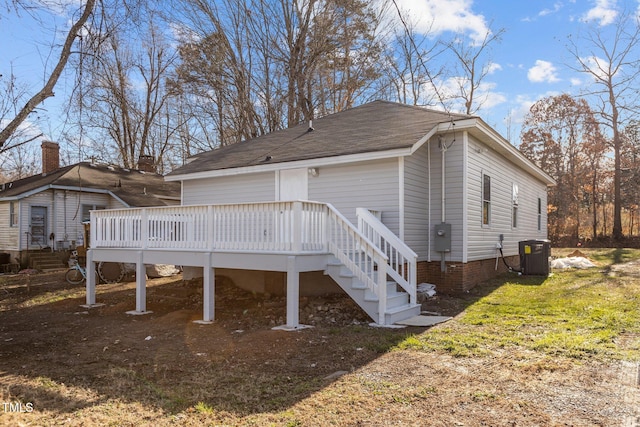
[395,0,640,139]
[1,0,639,149]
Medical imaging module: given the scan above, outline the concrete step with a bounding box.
[386,303,421,325]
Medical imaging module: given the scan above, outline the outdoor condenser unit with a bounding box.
[518,239,551,276]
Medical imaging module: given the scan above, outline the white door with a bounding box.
[278,168,308,201]
[277,168,309,248]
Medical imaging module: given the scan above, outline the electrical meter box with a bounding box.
[434,222,451,252]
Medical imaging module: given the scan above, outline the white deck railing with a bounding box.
[91,201,327,252]
[91,200,414,324]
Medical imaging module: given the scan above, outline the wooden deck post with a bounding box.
[80,249,104,308]
[286,255,299,327]
[194,255,215,324]
[272,255,312,331]
[85,250,95,306]
[127,251,152,315]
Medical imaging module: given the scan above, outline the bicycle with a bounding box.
[65,255,87,285]
[65,252,123,285]
[65,251,100,285]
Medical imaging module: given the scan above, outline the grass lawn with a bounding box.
[401,248,640,360]
[1,248,639,426]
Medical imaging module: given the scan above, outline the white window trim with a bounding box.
[482,172,491,227]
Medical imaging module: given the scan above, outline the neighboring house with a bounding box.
[85,101,555,327]
[0,142,181,264]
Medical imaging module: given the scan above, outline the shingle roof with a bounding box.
[0,162,181,207]
[169,100,471,176]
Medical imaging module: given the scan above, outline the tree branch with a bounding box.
[0,0,96,148]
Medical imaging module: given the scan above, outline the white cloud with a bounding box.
[581,0,618,25]
[394,0,490,45]
[475,82,507,109]
[527,60,560,83]
[432,76,506,112]
[581,55,613,80]
[487,63,502,75]
[539,2,563,17]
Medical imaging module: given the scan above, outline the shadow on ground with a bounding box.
[0,271,421,417]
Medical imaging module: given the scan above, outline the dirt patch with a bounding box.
[0,270,638,426]
[568,249,586,257]
[610,259,640,277]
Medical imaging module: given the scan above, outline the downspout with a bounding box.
[440,136,446,223]
[17,200,22,253]
[427,140,432,262]
[439,135,447,273]
[51,189,56,252]
[63,190,68,245]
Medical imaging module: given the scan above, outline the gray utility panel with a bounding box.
[434,222,451,252]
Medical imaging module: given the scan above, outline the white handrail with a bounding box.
[324,203,389,324]
[356,207,417,305]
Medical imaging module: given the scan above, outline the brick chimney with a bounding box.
[42,141,60,174]
[137,155,156,173]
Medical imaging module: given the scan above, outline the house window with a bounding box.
[482,174,491,225]
[82,204,106,222]
[9,201,17,227]
[537,198,542,231]
[512,184,519,228]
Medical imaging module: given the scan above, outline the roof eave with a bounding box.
[166,147,413,181]
[444,118,556,187]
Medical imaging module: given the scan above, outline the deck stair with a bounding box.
[325,256,420,324]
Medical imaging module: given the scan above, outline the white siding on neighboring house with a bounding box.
[54,190,113,248]
[308,158,401,234]
[0,202,19,250]
[181,172,276,206]
[466,134,548,261]
[13,190,117,250]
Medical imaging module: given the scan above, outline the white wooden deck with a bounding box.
[83,201,418,327]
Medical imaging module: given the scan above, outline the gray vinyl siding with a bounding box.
[181,172,276,206]
[308,158,400,234]
[403,143,430,259]
[466,135,548,261]
[426,135,465,261]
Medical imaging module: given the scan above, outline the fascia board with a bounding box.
[166,147,413,182]
[439,118,557,187]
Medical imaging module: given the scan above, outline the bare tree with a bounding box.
[72,8,179,170]
[0,0,96,148]
[567,10,640,240]
[443,25,505,115]
[381,16,443,106]
[171,0,386,152]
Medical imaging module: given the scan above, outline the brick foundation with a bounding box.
[417,255,520,294]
